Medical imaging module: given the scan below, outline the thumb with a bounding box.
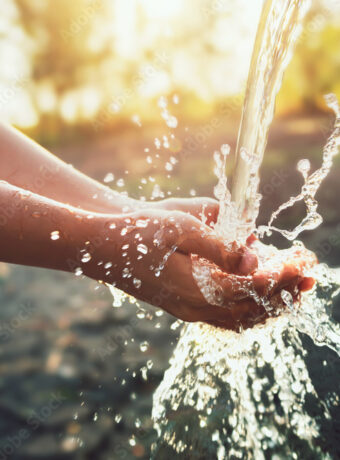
[177,231,258,275]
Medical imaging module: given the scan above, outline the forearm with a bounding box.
[0,123,138,214]
[0,181,118,276]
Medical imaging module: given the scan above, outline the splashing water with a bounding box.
[152,266,340,459]
[152,0,340,458]
[257,94,340,241]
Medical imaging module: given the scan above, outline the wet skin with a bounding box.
[196,236,316,331]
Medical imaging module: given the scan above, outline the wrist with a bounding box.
[73,212,122,284]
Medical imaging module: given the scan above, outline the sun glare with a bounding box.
[1,0,338,127]
[140,0,182,19]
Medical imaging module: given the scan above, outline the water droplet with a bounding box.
[158,96,167,109]
[103,172,114,183]
[137,244,148,255]
[221,144,231,156]
[131,114,142,126]
[170,320,181,330]
[297,159,310,177]
[104,262,112,269]
[140,341,149,352]
[133,278,142,289]
[165,162,173,171]
[136,219,148,228]
[81,252,92,263]
[50,231,60,240]
[75,267,83,276]
[140,366,148,380]
[166,116,178,128]
[122,267,131,278]
[151,184,164,199]
[32,211,41,218]
[114,413,122,423]
[116,178,125,187]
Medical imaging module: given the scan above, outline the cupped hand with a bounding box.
[84,209,257,323]
[195,237,317,330]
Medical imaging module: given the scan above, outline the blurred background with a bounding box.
[0,0,339,458]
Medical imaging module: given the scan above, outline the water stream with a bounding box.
[151,0,340,458]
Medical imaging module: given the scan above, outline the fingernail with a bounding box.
[299,277,315,292]
[239,250,258,275]
[246,234,257,246]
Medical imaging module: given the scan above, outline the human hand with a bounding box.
[83,209,257,322]
[148,197,219,226]
[194,236,317,330]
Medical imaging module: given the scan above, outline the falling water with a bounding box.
[152,0,340,458]
[214,0,311,243]
[231,0,311,240]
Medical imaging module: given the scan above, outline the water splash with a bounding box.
[257,94,340,240]
[152,266,340,459]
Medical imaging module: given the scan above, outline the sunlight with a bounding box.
[0,0,338,127]
[140,0,182,19]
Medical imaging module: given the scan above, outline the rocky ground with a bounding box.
[0,263,180,459]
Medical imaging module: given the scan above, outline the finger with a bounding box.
[159,251,208,305]
[177,225,258,275]
[252,255,307,295]
[298,276,315,292]
[210,269,253,300]
[246,234,257,246]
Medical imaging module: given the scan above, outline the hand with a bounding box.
[82,209,257,323]
[195,237,317,330]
